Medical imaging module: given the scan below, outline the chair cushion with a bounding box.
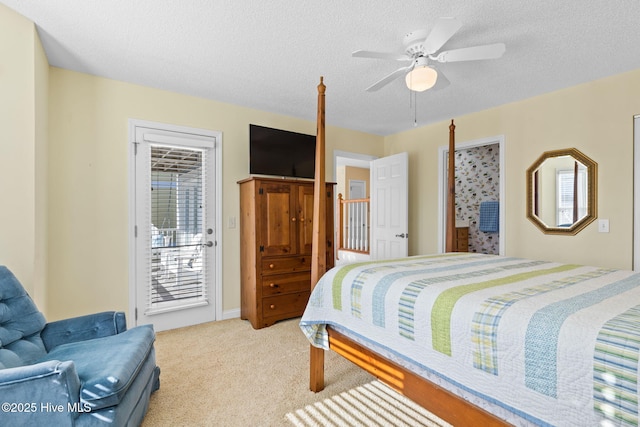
[39,325,155,411]
[0,266,47,368]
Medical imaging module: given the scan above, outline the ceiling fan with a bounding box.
[353,17,506,92]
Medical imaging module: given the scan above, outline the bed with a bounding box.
[301,78,640,426]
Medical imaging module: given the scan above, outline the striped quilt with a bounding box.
[299,253,640,426]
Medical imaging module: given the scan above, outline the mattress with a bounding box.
[300,253,640,426]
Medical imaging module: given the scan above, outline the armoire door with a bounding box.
[259,182,297,256]
[297,183,315,256]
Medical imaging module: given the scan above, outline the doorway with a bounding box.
[129,119,222,331]
[438,136,505,255]
[334,151,375,263]
[349,179,366,200]
[333,150,409,261]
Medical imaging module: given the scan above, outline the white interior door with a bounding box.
[370,152,408,259]
[349,179,366,199]
[131,122,219,331]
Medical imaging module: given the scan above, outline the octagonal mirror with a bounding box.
[526,148,597,235]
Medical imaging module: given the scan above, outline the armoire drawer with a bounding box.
[261,256,310,275]
[262,292,310,318]
[261,273,310,297]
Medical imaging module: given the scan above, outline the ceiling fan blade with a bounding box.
[365,66,412,92]
[352,50,409,61]
[423,17,463,55]
[432,43,506,63]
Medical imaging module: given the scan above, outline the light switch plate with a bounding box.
[598,219,609,233]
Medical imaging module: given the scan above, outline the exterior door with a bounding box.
[132,123,218,331]
[370,152,409,259]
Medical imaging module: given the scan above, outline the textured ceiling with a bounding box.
[3,0,640,135]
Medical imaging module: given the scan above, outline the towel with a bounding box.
[479,201,499,233]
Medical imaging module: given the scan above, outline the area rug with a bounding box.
[286,380,451,427]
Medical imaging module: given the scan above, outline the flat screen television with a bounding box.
[249,124,316,179]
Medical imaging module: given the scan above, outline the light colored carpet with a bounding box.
[141,317,451,426]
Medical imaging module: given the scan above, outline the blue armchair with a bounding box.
[0,266,160,426]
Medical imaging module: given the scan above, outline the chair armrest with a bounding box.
[0,360,81,426]
[41,311,127,351]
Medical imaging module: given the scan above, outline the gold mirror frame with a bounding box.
[526,148,597,235]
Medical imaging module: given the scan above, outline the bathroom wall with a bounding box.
[455,144,500,254]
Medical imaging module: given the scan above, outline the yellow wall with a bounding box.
[4,5,640,321]
[336,166,346,198]
[47,68,384,320]
[34,23,49,311]
[0,4,48,307]
[386,69,640,269]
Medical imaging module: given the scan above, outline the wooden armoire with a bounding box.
[238,177,334,329]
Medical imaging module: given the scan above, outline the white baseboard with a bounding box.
[222,308,241,320]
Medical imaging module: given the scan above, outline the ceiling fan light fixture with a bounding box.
[405,65,438,92]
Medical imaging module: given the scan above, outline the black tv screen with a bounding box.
[249,124,316,179]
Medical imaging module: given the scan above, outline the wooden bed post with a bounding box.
[445,119,456,252]
[310,76,327,392]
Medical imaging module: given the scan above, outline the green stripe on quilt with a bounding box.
[431,263,580,356]
[371,255,496,326]
[330,253,457,310]
[397,258,538,340]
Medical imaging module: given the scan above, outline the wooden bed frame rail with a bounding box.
[328,328,507,426]
[308,77,509,427]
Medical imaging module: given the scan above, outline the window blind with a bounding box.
[147,144,208,310]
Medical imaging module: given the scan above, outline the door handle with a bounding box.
[395,233,408,238]
[205,241,214,247]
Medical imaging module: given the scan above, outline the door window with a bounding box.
[131,122,219,331]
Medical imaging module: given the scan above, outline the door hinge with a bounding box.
[260,245,264,252]
[135,307,138,320]
[134,225,138,238]
[132,141,139,155]
[259,188,264,195]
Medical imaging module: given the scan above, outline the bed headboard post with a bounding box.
[310,77,326,392]
[446,119,456,252]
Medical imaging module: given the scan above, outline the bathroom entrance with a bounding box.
[438,136,505,255]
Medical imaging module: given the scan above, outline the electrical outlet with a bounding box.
[228,216,236,229]
[598,219,609,233]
